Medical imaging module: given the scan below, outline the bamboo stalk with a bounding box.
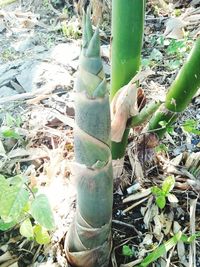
[130,101,161,127]
[111,0,146,159]
[148,37,200,138]
[65,12,113,267]
[111,0,145,99]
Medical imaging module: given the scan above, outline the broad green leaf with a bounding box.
[0,219,16,231]
[0,186,29,222]
[167,59,182,70]
[7,175,26,187]
[156,195,166,209]
[30,194,55,230]
[151,186,162,196]
[33,225,51,244]
[122,245,134,257]
[167,40,185,55]
[183,119,200,135]
[1,128,21,139]
[0,175,9,197]
[20,218,34,238]
[162,176,175,195]
[138,231,182,267]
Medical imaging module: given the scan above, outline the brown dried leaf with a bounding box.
[167,193,179,203]
[170,153,183,166]
[0,260,18,267]
[189,198,197,266]
[111,83,138,142]
[0,252,13,264]
[143,200,158,228]
[120,258,143,267]
[134,156,144,181]
[7,148,48,159]
[137,88,146,111]
[191,0,200,5]
[130,69,154,84]
[164,17,187,39]
[112,158,124,179]
[123,188,151,203]
[92,0,103,25]
[153,214,162,237]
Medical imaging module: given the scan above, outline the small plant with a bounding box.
[166,39,187,56]
[0,174,55,244]
[158,120,174,134]
[1,48,18,62]
[61,21,80,39]
[0,113,22,140]
[136,231,182,267]
[182,119,200,135]
[43,0,50,8]
[151,175,178,209]
[122,245,135,258]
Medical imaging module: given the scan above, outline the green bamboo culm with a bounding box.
[111,0,145,99]
[111,0,145,160]
[148,37,200,138]
[64,11,113,267]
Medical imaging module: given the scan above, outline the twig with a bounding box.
[0,85,56,105]
[112,220,142,236]
[123,196,150,213]
[189,197,198,267]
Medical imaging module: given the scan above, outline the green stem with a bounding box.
[111,0,145,99]
[166,37,200,112]
[111,129,129,160]
[130,101,161,127]
[149,37,200,138]
[111,0,145,159]
[111,101,161,159]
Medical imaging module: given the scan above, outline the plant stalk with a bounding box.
[149,37,200,138]
[111,0,145,159]
[65,12,113,267]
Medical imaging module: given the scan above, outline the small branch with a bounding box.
[129,100,162,128]
[112,219,142,236]
[24,183,35,199]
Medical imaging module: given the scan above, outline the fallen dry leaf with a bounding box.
[120,258,143,267]
[189,198,197,266]
[164,17,186,39]
[191,0,200,5]
[111,83,138,142]
[112,158,124,179]
[123,188,151,203]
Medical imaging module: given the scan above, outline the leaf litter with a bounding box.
[0,0,200,267]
